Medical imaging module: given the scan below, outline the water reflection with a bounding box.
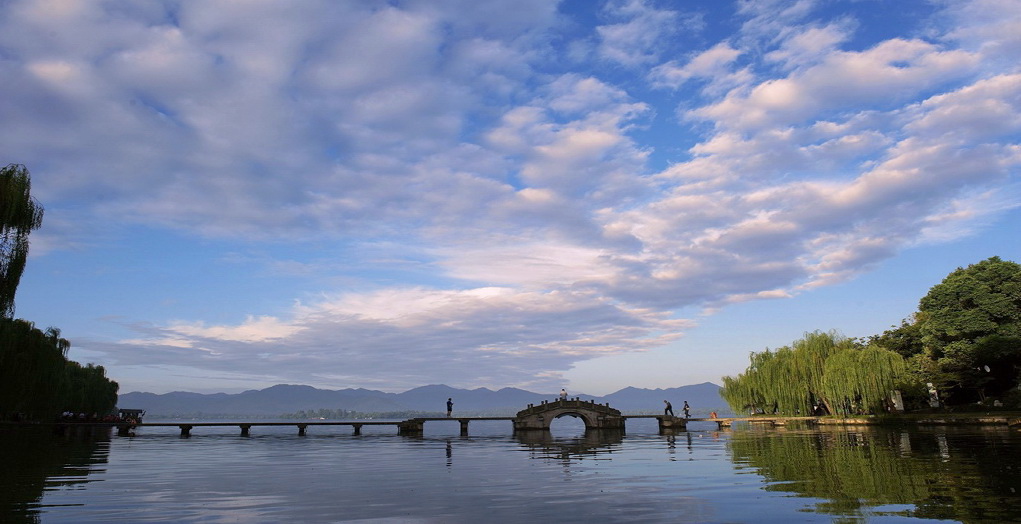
[728,425,1021,522]
[516,428,625,460]
[7,421,1021,523]
[662,430,695,457]
[0,426,109,523]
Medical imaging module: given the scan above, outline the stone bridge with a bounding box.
[513,398,624,431]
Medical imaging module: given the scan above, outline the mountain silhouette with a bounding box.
[118,382,729,418]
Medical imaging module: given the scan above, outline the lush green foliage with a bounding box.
[0,318,119,420]
[867,316,924,359]
[917,256,1021,402]
[1,164,119,421]
[724,257,1021,412]
[822,345,906,414]
[721,331,907,416]
[1,164,44,318]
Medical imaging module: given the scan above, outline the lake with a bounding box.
[3,418,1019,523]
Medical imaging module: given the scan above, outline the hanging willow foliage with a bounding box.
[823,346,906,415]
[719,331,906,416]
[1,164,44,319]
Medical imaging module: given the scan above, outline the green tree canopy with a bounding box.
[868,316,924,359]
[719,331,905,416]
[1,164,44,318]
[917,256,1021,401]
[0,164,120,421]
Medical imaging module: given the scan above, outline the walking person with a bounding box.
[683,401,690,418]
[446,398,453,417]
[664,400,674,417]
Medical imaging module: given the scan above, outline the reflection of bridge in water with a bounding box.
[515,428,625,461]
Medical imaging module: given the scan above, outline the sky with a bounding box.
[3,0,1020,396]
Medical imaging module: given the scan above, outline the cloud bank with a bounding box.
[2,0,1019,392]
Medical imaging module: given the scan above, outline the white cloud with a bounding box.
[650,42,745,92]
[736,0,818,44]
[693,38,980,132]
[595,0,695,67]
[905,73,1021,141]
[941,0,1021,66]
[764,21,853,68]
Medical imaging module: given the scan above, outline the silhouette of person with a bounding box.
[683,401,690,418]
[446,398,453,417]
[664,400,674,417]
[559,388,568,401]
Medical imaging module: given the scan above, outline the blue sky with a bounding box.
[3,0,1020,395]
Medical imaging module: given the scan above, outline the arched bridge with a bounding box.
[513,398,624,431]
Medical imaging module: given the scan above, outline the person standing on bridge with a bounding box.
[446,398,453,417]
[683,401,690,418]
[559,388,568,401]
[664,400,674,417]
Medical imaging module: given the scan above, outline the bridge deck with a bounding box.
[407,417,515,421]
[18,412,1021,439]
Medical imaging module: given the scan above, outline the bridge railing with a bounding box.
[515,398,621,417]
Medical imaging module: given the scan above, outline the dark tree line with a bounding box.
[1,164,119,421]
[0,319,119,420]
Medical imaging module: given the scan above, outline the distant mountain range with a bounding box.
[118,382,730,418]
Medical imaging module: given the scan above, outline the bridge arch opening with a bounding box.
[549,413,587,437]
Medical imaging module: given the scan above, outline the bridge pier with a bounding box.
[657,416,687,432]
[352,424,362,435]
[240,424,252,436]
[458,419,469,436]
[398,419,425,435]
[297,424,307,436]
[179,425,193,437]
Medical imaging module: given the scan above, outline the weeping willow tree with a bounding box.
[720,331,900,416]
[0,164,119,420]
[822,345,906,415]
[1,164,44,318]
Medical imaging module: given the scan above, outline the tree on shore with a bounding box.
[916,256,1021,403]
[0,164,119,420]
[1,164,44,319]
[0,318,118,419]
[720,331,908,416]
[725,256,1021,413]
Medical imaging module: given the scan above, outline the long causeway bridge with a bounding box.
[31,397,1021,437]
[130,398,698,437]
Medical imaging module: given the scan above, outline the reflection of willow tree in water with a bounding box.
[728,426,1021,522]
[1,427,110,523]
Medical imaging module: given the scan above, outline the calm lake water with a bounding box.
[3,418,1020,523]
